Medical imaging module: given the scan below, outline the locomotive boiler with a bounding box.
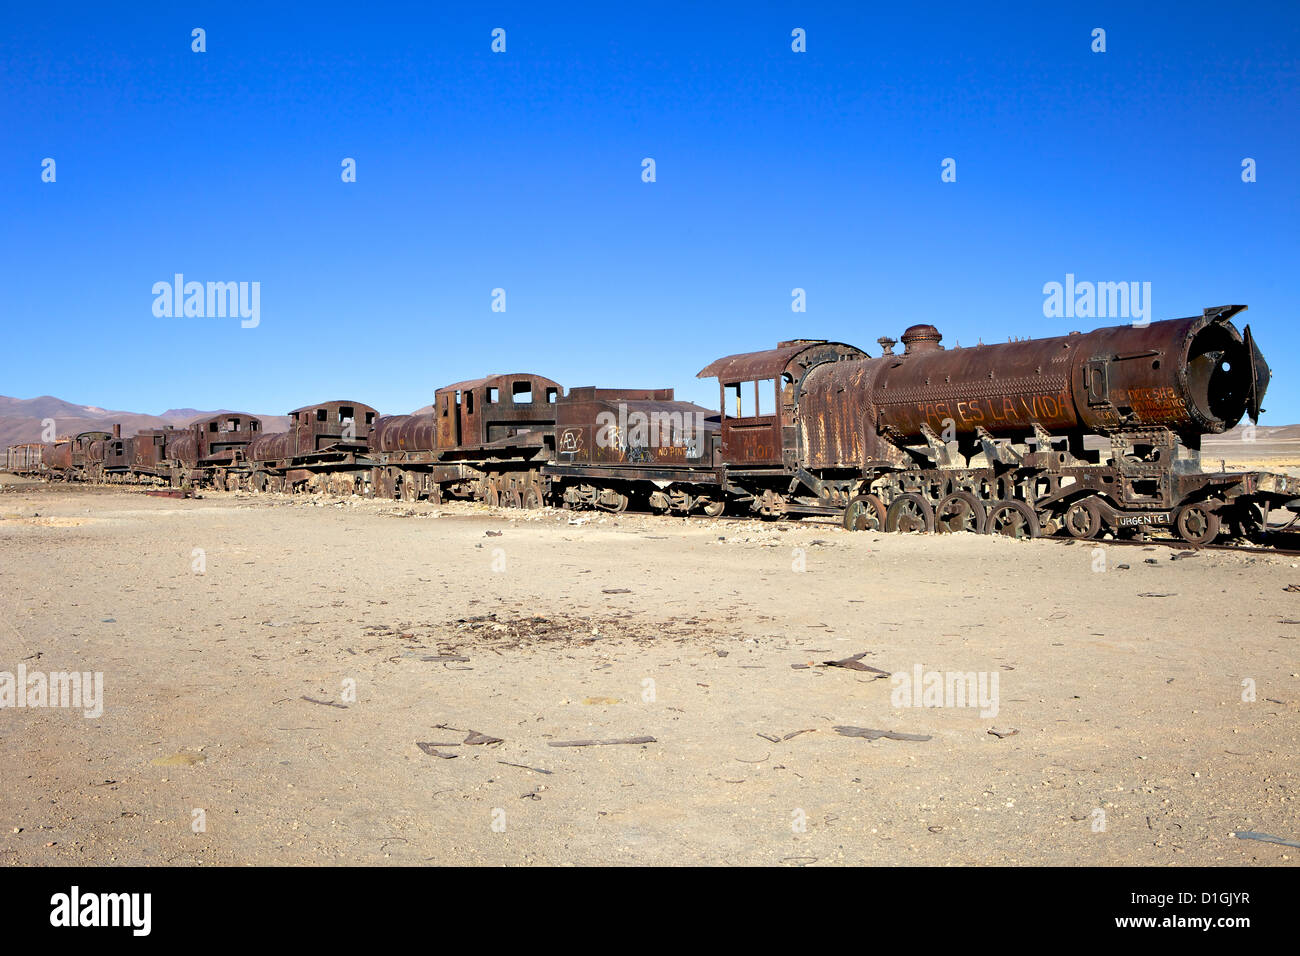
[790,306,1283,544]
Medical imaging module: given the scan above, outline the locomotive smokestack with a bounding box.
[901,324,943,355]
[112,424,121,438]
[877,336,897,356]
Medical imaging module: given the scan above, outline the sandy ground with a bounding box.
[0,478,1297,866]
[1202,437,1300,478]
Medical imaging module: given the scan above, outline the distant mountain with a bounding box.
[0,395,293,448]
[158,408,213,422]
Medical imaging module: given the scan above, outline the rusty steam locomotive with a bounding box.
[5,305,1292,546]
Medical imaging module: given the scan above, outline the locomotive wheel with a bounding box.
[843,494,887,532]
[935,492,986,534]
[885,493,935,534]
[502,486,523,509]
[701,499,725,518]
[1175,502,1221,546]
[597,489,629,513]
[1221,500,1265,540]
[1063,497,1103,539]
[400,477,418,503]
[523,486,543,510]
[987,500,1040,539]
[484,482,501,507]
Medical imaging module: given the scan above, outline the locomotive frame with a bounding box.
[7,305,1296,548]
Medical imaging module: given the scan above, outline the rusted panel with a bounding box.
[554,387,717,469]
[371,414,435,454]
[866,308,1262,443]
[434,374,561,451]
[104,437,134,471]
[184,413,263,465]
[75,432,110,466]
[285,401,378,456]
[131,429,174,471]
[5,443,45,472]
[248,430,294,464]
[698,340,866,467]
[253,401,378,466]
[696,340,865,382]
[44,440,73,471]
[798,359,890,469]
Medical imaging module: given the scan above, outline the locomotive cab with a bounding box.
[697,340,866,469]
[434,374,561,452]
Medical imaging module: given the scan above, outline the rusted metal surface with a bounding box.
[284,401,377,456]
[5,443,45,473]
[131,428,174,472]
[799,359,909,470]
[175,413,263,466]
[553,387,717,469]
[5,304,1289,550]
[370,414,435,454]
[697,340,866,469]
[251,401,377,466]
[434,375,561,450]
[104,436,133,472]
[247,429,293,464]
[862,307,1263,445]
[696,340,866,382]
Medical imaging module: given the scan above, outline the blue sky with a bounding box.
[2,2,1297,420]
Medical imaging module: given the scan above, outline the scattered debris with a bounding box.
[1137,592,1177,598]
[497,761,553,775]
[1171,551,1200,560]
[1234,830,1300,849]
[987,727,1019,739]
[485,530,502,537]
[601,588,631,594]
[463,731,503,746]
[821,652,890,677]
[833,726,932,742]
[547,736,656,747]
[416,743,458,759]
[300,696,347,709]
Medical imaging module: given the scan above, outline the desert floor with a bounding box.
[1,477,1297,866]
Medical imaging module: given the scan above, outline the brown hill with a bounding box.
[0,395,291,448]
